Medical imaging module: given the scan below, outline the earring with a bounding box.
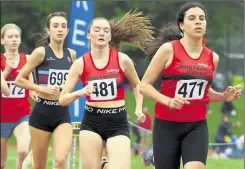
[180,32,184,37]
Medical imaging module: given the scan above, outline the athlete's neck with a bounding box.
[49,40,64,52]
[180,35,203,53]
[90,45,110,59]
[4,49,19,60]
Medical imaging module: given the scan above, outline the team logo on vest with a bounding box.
[107,69,119,73]
[198,63,208,68]
[47,56,55,61]
[68,57,71,62]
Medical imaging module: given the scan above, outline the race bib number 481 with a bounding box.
[88,78,117,101]
[175,79,208,100]
[47,69,69,86]
[2,81,25,98]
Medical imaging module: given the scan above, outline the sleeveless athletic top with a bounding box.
[155,40,215,122]
[35,45,72,87]
[1,53,31,122]
[80,48,125,102]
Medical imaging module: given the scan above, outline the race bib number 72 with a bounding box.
[88,78,117,100]
[175,79,208,100]
[2,81,25,98]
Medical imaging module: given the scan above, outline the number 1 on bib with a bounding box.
[175,79,208,100]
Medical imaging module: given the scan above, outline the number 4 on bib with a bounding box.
[175,79,208,100]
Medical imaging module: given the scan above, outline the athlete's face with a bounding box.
[179,7,206,39]
[87,19,111,48]
[1,28,21,51]
[47,16,68,42]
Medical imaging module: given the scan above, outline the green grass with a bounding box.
[5,149,244,169]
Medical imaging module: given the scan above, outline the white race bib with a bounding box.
[47,69,69,86]
[175,79,208,100]
[2,81,25,98]
[88,78,117,100]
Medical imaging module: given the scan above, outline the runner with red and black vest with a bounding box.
[1,23,37,169]
[59,12,154,169]
[140,3,242,169]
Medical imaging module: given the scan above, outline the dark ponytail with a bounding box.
[145,22,181,58]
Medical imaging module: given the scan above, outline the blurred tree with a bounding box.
[1,1,243,76]
[1,1,70,54]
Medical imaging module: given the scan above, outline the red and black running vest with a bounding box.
[155,40,215,122]
[80,48,125,102]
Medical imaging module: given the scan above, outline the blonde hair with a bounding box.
[1,23,21,38]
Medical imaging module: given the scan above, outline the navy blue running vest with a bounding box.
[34,45,73,87]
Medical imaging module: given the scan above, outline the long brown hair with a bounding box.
[88,10,155,52]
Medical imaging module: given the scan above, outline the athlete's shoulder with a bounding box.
[212,51,219,68]
[152,42,173,60]
[81,50,90,58]
[33,46,46,57]
[160,42,174,52]
[118,51,131,64]
[67,48,76,62]
[73,57,84,66]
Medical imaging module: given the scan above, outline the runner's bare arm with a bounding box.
[121,53,143,113]
[140,43,173,106]
[1,70,10,96]
[15,47,45,92]
[59,58,86,106]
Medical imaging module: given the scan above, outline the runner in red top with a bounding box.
[1,53,31,122]
[80,48,125,102]
[0,23,37,169]
[59,11,154,169]
[140,2,242,169]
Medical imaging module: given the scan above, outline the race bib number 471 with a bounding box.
[88,78,117,101]
[47,69,69,86]
[175,79,208,100]
[2,81,25,98]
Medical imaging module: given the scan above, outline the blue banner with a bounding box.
[67,1,94,122]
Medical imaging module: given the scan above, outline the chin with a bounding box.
[95,43,108,48]
[191,34,204,40]
[54,38,65,43]
[10,47,19,51]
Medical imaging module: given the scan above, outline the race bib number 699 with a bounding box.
[175,79,208,100]
[88,78,117,101]
[47,69,69,86]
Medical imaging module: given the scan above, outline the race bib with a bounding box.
[47,69,69,86]
[175,79,208,100]
[88,78,117,100]
[2,81,25,98]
